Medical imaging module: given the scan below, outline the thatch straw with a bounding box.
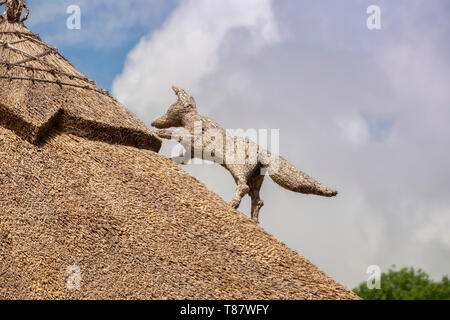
[0,126,358,299]
[0,20,161,151]
[0,5,359,300]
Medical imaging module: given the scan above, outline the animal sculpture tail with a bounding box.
[265,155,338,197]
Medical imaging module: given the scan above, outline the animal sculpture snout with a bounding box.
[151,115,170,129]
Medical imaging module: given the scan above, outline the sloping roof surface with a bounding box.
[0,21,161,151]
[0,126,358,299]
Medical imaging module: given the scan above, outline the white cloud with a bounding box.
[112,0,279,119]
[414,207,450,249]
[336,115,370,145]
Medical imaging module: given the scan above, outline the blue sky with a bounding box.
[22,0,450,289]
[27,0,177,89]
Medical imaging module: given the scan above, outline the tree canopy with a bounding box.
[353,266,450,300]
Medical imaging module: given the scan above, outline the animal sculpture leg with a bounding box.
[231,178,250,210]
[248,175,265,223]
[155,129,193,165]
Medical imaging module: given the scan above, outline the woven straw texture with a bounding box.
[0,126,358,299]
[0,20,161,151]
[0,6,358,300]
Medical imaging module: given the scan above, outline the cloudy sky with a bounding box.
[27,0,450,288]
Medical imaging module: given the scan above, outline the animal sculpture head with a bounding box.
[151,86,197,129]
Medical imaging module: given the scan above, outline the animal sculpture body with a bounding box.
[152,87,338,223]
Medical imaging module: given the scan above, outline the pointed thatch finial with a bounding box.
[0,0,29,23]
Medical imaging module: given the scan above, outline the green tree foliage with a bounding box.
[353,266,450,300]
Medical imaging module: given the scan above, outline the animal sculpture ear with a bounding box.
[172,86,181,95]
[171,86,196,109]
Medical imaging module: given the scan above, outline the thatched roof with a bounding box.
[0,3,358,300]
[0,17,161,150]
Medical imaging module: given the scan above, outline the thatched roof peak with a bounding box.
[0,7,161,151]
[0,0,29,24]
